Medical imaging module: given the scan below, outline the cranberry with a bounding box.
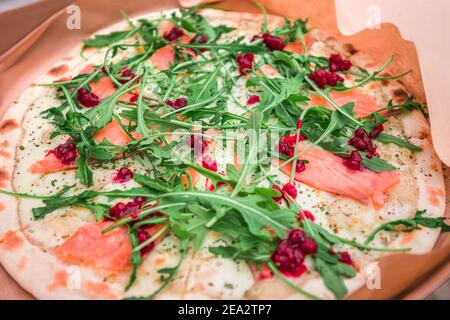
[299,237,318,255]
[117,67,136,84]
[271,228,318,277]
[279,140,295,158]
[109,202,127,219]
[272,185,283,203]
[288,229,307,245]
[113,167,134,183]
[279,135,305,158]
[134,196,147,205]
[129,93,139,103]
[54,141,78,164]
[271,240,306,277]
[167,98,188,109]
[163,27,184,42]
[209,181,227,191]
[108,197,146,220]
[308,69,344,88]
[250,34,261,42]
[236,52,255,75]
[295,160,306,173]
[354,128,366,138]
[298,210,315,221]
[328,53,352,72]
[338,251,353,265]
[348,128,378,158]
[76,88,100,108]
[369,123,384,139]
[343,150,363,170]
[282,182,297,199]
[262,33,285,51]
[190,34,208,44]
[202,155,218,172]
[187,135,208,155]
[137,229,156,256]
[247,95,260,105]
[190,34,208,52]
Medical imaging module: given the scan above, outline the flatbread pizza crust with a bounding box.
[0,9,445,300]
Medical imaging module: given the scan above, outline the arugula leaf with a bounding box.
[32,190,99,219]
[314,256,351,299]
[133,174,172,193]
[365,210,450,245]
[75,144,93,187]
[361,155,397,172]
[231,111,262,196]
[83,29,136,48]
[125,228,141,291]
[376,133,422,152]
[157,191,296,238]
[126,240,188,300]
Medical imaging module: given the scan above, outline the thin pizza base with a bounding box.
[0,9,445,300]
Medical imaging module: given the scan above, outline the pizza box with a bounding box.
[0,0,448,300]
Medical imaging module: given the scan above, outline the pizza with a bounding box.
[0,7,448,300]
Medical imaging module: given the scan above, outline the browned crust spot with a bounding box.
[392,88,409,103]
[0,140,10,159]
[0,201,5,212]
[0,231,23,251]
[0,119,19,134]
[343,43,358,55]
[47,64,69,77]
[0,167,9,188]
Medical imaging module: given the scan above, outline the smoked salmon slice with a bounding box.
[93,119,132,146]
[279,143,400,209]
[149,22,192,71]
[29,152,76,175]
[306,88,383,118]
[55,222,132,273]
[80,64,136,101]
[31,120,135,175]
[149,45,176,71]
[285,34,312,54]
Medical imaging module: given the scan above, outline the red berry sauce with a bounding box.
[298,210,315,221]
[113,167,134,183]
[348,126,382,159]
[308,69,344,88]
[262,33,285,51]
[247,95,260,105]
[53,141,78,164]
[272,185,283,203]
[202,155,218,172]
[282,182,297,199]
[295,160,306,173]
[187,135,209,156]
[76,88,100,108]
[163,27,184,42]
[108,196,147,220]
[236,52,255,75]
[137,228,156,256]
[343,150,363,170]
[278,135,305,158]
[118,67,136,84]
[369,123,384,139]
[271,229,317,277]
[338,251,354,266]
[190,34,208,52]
[328,54,352,72]
[166,97,188,110]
